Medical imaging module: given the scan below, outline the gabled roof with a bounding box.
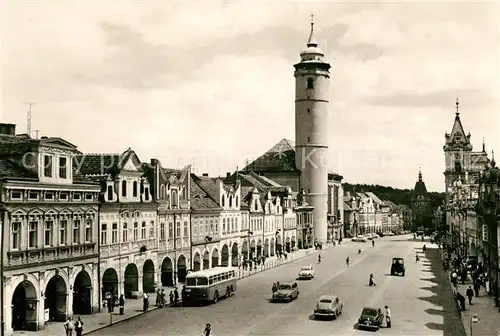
[364,192,384,205]
[343,201,353,211]
[243,138,298,172]
[190,174,221,210]
[76,148,143,176]
[444,101,472,150]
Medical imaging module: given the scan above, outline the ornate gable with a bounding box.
[444,100,472,151]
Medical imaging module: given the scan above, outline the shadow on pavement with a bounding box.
[417,247,466,336]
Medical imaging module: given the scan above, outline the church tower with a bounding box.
[294,17,331,243]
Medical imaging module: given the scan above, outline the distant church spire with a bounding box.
[418,166,423,182]
[455,97,460,116]
[307,13,318,47]
[482,137,486,152]
[492,150,496,167]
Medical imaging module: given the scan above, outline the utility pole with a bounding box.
[24,102,35,137]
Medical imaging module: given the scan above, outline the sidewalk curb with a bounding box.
[85,242,349,335]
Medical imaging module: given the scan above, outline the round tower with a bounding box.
[294,18,331,243]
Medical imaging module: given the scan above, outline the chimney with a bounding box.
[0,123,16,135]
[202,173,209,177]
[40,136,48,139]
[150,158,158,166]
[226,172,231,178]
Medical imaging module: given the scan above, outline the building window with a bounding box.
[59,157,67,179]
[254,202,258,211]
[141,221,146,239]
[222,218,226,233]
[11,222,21,249]
[171,189,178,207]
[11,191,22,200]
[222,195,225,207]
[307,77,314,89]
[107,186,113,201]
[236,196,239,207]
[122,223,128,242]
[29,192,38,200]
[86,193,93,201]
[307,137,311,142]
[183,221,188,237]
[122,180,127,197]
[85,220,92,242]
[176,222,181,237]
[160,222,165,240]
[74,193,81,201]
[45,193,54,200]
[133,181,138,197]
[73,219,80,244]
[28,221,37,248]
[454,161,462,172]
[144,188,149,201]
[133,222,139,241]
[44,155,53,177]
[307,108,310,113]
[60,220,67,245]
[168,222,173,239]
[231,218,235,232]
[112,223,118,244]
[59,193,68,200]
[43,221,52,246]
[101,223,108,245]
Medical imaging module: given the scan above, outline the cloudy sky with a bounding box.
[2,1,499,192]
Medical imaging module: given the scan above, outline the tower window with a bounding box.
[307,137,311,142]
[307,78,314,89]
[307,109,310,113]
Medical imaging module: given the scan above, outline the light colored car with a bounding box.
[298,265,315,279]
[386,232,395,236]
[314,295,343,319]
[272,281,299,302]
[352,236,367,242]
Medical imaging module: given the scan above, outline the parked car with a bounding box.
[377,232,384,237]
[352,236,367,242]
[385,232,395,236]
[357,307,384,331]
[391,257,405,276]
[298,265,315,279]
[313,295,343,319]
[272,281,299,302]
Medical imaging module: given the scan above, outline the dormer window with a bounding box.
[229,196,232,207]
[160,184,164,199]
[122,180,127,197]
[222,195,225,207]
[171,189,178,207]
[307,77,314,89]
[254,201,258,211]
[133,181,138,197]
[236,196,239,207]
[44,155,53,177]
[59,157,68,179]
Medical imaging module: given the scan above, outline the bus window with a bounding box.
[186,278,196,286]
[197,277,208,286]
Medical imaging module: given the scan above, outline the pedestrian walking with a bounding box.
[63,316,74,336]
[451,271,458,287]
[456,291,466,310]
[174,287,179,306]
[169,290,174,306]
[75,316,84,336]
[415,253,420,262]
[473,281,480,297]
[346,257,350,267]
[203,323,212,336]
[369,273,376,286]
[143,292,149,312]
[119,294,125,315]
[466,286,474,305]
[162,289,167,307]
[384,305,391,328]
[156,288,161,306]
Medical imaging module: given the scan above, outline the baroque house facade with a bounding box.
[0,124,100,334]
[77,149,158,299]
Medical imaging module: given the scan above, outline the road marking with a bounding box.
[241,248,374,335]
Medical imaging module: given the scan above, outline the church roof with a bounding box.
[444,99,472,150]
[243,138,298,172]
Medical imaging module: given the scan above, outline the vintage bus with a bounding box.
[184,267,237,303]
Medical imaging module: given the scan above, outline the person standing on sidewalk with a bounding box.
[203,323,212,336]
[473,281,481,297]
[451,270,458,288]
[466,286,474,305]
[174,287,179,306]
[63,316,75,336]
[384,305,391,328]
[75,316,84,336]
[119,294,125,315]
[169,290,174,306]
[143,292,149,312]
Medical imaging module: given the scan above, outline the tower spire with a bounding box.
[455,97,460,116]
[307,13,318,47]
[418,165,422,182]
[482,137,486,152]
[492,150,496,167]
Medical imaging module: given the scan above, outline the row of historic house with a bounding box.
[0,124,313,335]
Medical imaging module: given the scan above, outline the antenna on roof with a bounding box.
[35,130,39,139]
[25,102,35,137]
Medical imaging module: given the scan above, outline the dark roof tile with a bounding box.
[243,139,298,172]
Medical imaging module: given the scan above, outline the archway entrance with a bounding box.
[221,244,229,266]
[241,241,248,260]
[143,260,155,293]
[231,243,239,266]
[193,253,201,271]
[211,248,219,267]
[124,264,139,298]
[203,250,210,269]
[102,268,118,298]
[177,255,187,283]
[45,275,67,322]
[270,238,275,256]
[73,271,92,315]
[264,238,270,257]
[161,257,174,286]
[11,281,37,331]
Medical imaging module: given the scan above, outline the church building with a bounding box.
[410,168,432,232]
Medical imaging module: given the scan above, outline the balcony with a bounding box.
[6,243,97,269]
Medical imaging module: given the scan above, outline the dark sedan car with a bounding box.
[357,307,384,331]
[391,257,405,276]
